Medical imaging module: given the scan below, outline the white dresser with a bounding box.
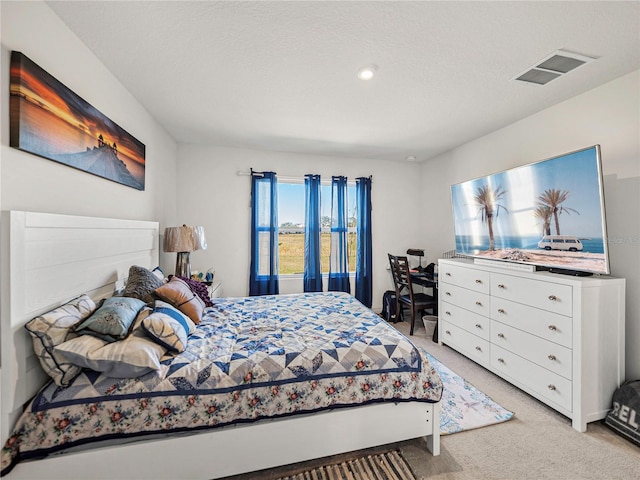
[438,258,625,432]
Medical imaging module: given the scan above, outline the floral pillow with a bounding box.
[24,294,96,386]
[74,296,146,342]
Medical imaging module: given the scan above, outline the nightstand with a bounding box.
[208,280,223,298]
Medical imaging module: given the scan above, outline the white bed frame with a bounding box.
[0,211,440,479]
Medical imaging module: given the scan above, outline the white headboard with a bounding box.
[0,211,159,442]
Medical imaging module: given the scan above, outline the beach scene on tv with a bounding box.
[450,146,609,275]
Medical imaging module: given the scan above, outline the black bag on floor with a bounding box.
[381,290,398,323]
[604,380,640,447]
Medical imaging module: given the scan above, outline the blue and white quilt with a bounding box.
[2,292,442,474]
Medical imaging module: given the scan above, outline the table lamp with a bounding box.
[163,225,207,277]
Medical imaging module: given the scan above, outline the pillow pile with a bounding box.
[30,265,213,384]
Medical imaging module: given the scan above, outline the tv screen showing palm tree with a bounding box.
[450,145,610,275]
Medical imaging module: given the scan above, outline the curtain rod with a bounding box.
[238,171,372,183]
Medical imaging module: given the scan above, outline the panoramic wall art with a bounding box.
[9,51,145,190]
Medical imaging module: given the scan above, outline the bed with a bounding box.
[0,211,442,479]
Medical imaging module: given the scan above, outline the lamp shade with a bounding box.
[193,225,207,251]
[164,226,207,253]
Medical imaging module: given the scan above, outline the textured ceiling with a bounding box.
[47,1,640,162]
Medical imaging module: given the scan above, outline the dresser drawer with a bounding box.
[491,273,572,317]
[440,283,490,317]
[490,297,572,348]
[491,345,572,412]
[490,320,572,380]
[440,321,490,365]
[440,302,490,340]
[439,263,490,294]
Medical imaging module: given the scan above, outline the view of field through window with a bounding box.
[278,182,356,275]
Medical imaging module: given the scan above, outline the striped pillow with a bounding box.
[141,300,196,353]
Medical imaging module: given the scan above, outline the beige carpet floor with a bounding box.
[222,320,640,480]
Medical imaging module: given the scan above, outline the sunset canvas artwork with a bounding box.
[9,51,145,190]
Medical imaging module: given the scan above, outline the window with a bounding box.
[277,181,356,275]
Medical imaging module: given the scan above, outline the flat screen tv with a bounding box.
[450,145,610,275]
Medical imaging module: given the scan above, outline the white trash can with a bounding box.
[422,315,438,339]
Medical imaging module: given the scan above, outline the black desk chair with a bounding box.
[388,254,437,335]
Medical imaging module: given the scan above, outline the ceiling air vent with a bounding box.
[514,49,596,85]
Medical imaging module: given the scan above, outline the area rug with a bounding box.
[275,450,415,480]
[425,351,514,434]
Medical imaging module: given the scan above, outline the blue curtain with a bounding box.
[328,176,351,293]
[249,171,279,296]
[355,177,372,307]
[304,174,323,292]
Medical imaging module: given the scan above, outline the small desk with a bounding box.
[410,271,438,341]
[410,271,438,290]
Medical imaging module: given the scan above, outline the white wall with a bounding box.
[176,144,426,309]
[0,1,178,272]
[421,70,640,379]
[5,3,636,377]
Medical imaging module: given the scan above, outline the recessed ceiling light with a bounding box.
[406,155,416,162]
[357,65,378,80]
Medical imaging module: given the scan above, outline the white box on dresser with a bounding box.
[438,258,625,432]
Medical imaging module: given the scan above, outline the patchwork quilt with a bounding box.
[2,292,442,474]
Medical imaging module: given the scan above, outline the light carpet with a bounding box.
[425,351,514,434]
[275,450,415,480]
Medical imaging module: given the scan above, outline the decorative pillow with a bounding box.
[176,275,214,307]
[122,265,164,303]
[151,266,166,282]
[55,308,167,378]
[154,276,205,324]
[141,300,196,353]
[24,294,97,386]
[74,296,146,342]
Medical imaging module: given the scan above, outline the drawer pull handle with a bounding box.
[475,323,482,329]
[548,384,557,391]
[548,325,557,331]
[445,311,451,316]
[475,279,483,284]
[498,308,506,314]
[548,354,557,361]
[475,346,482,352]
[445,330,451,335]
[498,284,506,289]
[548,295,558,302]
[498,358,505,363]
[475,301,483,306]
[497,333,505,339]
[445,292,452,296]
[445,272,452,277]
